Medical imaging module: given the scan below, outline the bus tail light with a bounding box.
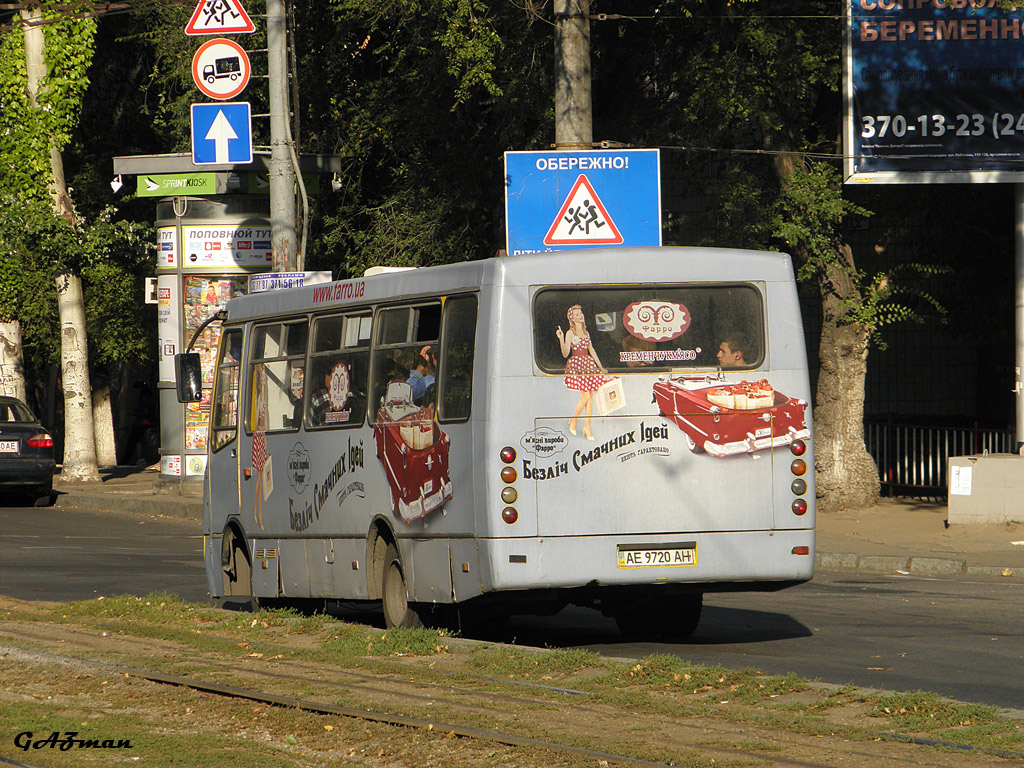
[790,438,806,456]
[792,499,808,516]
[500,446,516,463]
[500,466,517,483]
[791,546,810,555]
[502,507,518,524]
[790,458,807,476]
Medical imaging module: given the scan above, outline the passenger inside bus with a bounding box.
[407,345,436,405]
[308,363,336,426]
[717,331,751,369]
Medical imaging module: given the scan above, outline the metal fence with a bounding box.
[864,420,1016,498]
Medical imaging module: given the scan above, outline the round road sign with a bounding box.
[191,38,251,101]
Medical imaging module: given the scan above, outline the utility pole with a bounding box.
[267,0,297,271]
[554,0,593,148]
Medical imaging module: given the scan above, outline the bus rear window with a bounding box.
[533,285,765,374]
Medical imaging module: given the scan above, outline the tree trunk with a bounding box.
[24,8,99,482]
[0,320,27,403]
[93,383,117,467]
[56,270,99,482]
[813,250,880,511]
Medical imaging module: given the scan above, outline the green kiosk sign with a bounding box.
[136,172,319,197]
[137,173,217,197]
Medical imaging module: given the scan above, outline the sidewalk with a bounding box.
[53,464,203,520]
[52,466,1024,579]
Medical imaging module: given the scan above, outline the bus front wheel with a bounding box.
[381,544,423,629]
[221,529,252,598]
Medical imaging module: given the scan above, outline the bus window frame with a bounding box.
[531,283,766,375]
[244,317,310,436]
[305,310,372,431]
[210,324,245,453]
[436,293,477,424]
[368,301,443,425]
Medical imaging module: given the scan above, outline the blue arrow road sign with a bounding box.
[504,149,661,256]
[191,102,252,165]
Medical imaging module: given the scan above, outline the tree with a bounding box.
[296,0,552,274]
[587,1,947,510]
[2,6,99,479]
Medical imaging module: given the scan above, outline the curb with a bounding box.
[816,552,1017,579]
[53,492,201,521]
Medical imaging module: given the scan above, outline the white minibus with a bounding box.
[178,247,815,637]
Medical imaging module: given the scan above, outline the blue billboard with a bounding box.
[504,149,662,255]
[845,0,1024,183]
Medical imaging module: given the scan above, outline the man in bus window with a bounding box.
[717,332,750,369]
[407,345,436,404]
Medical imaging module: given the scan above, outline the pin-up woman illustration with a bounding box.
[555,304,606,441]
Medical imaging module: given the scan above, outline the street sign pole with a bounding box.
[267,0,297,272]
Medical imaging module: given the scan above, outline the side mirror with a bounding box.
[175,353,203,403]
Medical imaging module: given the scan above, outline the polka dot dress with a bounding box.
[565,335,604,391]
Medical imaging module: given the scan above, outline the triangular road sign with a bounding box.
[544,174,623,246]
[185,0,256,36]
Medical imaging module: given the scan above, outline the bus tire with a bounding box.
[612,592,702,640]
[660,593,703,640]
[381,544,422,629]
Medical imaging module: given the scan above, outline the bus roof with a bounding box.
[223,247,795,322]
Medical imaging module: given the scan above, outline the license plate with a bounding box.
[616,543,697,569]
[0,440,18,453]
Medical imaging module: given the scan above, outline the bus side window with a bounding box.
[306,312,371,428]
[248,320,308,433]
[438,295,476,422]
[370,303,441,421]
[211,327,243,450]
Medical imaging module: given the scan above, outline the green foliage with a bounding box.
[0,197,154,369]
[0,9,153,379]
[306,0,551,272]
[773,161,947,348]
[0,8,96,203]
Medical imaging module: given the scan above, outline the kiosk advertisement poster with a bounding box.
[156,224,273,268]
[183,275,248,451]
[845,0,1024,183]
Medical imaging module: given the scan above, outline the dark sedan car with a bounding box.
[0,396,55,505]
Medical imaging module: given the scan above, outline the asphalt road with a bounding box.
[0,501,208,603]
[1,501,1021,711]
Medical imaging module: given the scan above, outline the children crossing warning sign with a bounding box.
[544,175,623,246]
[185,0,256,35]
[504,149,661,256]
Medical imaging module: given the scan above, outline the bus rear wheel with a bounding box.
[381,544,423,629]
[612,593,703,640]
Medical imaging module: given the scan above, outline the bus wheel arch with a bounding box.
[220,520,252,598]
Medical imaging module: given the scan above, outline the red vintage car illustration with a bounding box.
[652,374,809,458]
[374,381,453,524]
